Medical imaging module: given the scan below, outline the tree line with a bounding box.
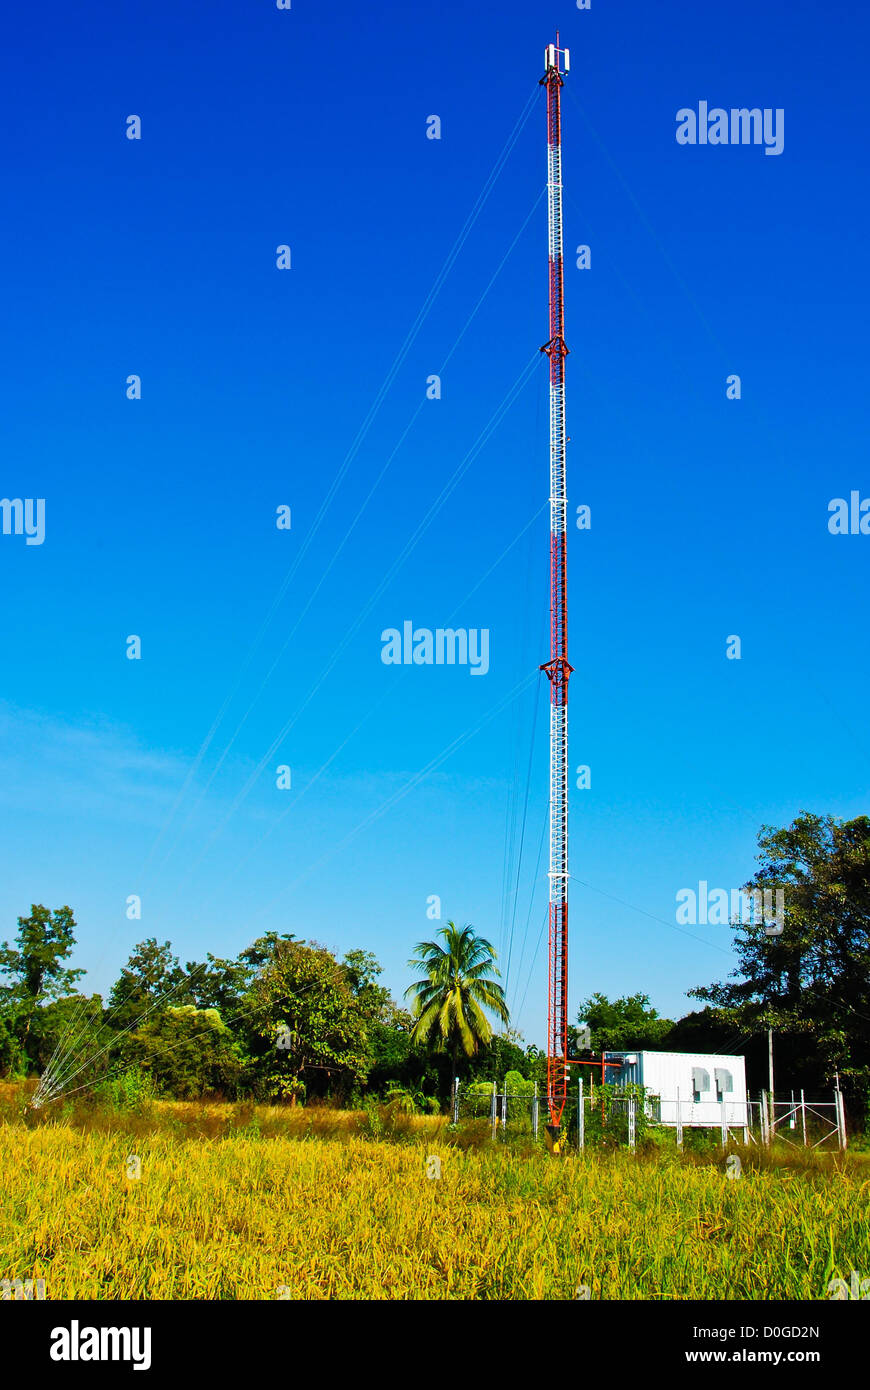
[1,812,867,1120]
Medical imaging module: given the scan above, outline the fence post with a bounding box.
[760,1090,766,1144]
[720,1098,728,1149]
[501,1082,507,1137]
[628,1095,636,1152]
[453,1076,459,1124]
[800,1089,807,1147]
[532,1081,539,1139]
[761,1090,770,1146]
[769,1089,776,1144]
[578,1077,585,1150]
[836,1088,847,1151]
[675,1086,683,1148]
[491,1079,497,1141]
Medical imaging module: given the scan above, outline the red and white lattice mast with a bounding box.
[539,37,573,1133]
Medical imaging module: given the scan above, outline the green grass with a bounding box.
[1,1083,867,1300]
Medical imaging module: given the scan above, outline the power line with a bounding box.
[152,189,546,879]
[569,873,870,1031]
[139,84,540,880]
[167,502,549,930]
[236,670,541,937]
[510,801,549,1019]
[504,673,543,999]
[167,351,541,893]
[516,904,549,1026]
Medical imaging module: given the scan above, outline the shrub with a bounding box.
[92,1066,158,1113]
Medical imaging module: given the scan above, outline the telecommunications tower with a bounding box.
[539,37,572,1132]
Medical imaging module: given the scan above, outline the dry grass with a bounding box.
[1,1084,867,1300]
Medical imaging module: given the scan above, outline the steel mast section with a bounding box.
[539,37,573,1132]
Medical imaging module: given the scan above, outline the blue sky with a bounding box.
[1,0,868,1047]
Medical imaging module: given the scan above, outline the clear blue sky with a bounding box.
[1,0,868,1046]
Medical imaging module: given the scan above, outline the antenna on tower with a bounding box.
[544,38,571,73]
[539,36,573,1143]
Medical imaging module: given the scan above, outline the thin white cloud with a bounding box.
[0,702,188,825]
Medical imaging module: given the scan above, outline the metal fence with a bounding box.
[760,1090,847,1151]
[452,1079,649,1147]
[450,1078,848,1151]
[453,1078,541,1139]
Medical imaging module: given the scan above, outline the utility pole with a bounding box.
[767,1026,775,1139]
[540,35,573,1137]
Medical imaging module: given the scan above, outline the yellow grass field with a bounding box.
[1,1087,867,1300]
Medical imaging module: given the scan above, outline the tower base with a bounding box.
[545,1123,562,1155]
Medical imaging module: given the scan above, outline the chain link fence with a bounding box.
[450,1078,848,1151]
[451,1077,652,1147]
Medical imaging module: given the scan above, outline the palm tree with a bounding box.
[405,922,510,1077]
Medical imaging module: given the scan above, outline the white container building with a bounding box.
[612,1050,749,1131]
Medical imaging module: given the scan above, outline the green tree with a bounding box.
[342,949,393,1019]
[404,922,510,1079]
[662,1007,745,1053]
[238,932,298,973]
[118,1005,245,1099]
[27,993,107,1081]
[106,939,192,1035]
[570,992,674,1054]
[0,905,85,1067]
[463,1031,539,1085]
[184,952,256,1014]
[339,949,434,1097]
[0,1011,25,1077]
[182,934,299,1044]
[248,939,370,1102]
[691,812,870,1110]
